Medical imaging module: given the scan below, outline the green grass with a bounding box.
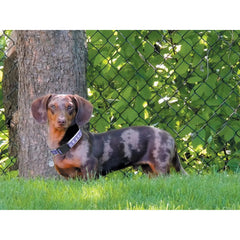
[0,173,239,210]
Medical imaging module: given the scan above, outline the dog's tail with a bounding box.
[172,148,188,175]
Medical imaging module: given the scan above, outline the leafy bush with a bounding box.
[0,31,11,174]
[87,30,240,173]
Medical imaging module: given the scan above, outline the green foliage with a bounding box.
[227,150,240,173]
[86,30,240,173]
[0,31,13,173]
[0,30,11,67]
[0,30,240,174]
[0,173,240,209]
[0,107,10,174]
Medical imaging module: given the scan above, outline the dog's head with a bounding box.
[31,94,93,129]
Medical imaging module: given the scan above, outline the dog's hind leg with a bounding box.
[172,149,188,175]
[137,154,170,177]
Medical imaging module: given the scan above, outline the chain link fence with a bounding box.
[0,30,240,175]
[0,30,18,174]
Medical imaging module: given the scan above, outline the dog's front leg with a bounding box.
[80,157,99,180]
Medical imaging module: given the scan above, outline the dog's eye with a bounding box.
[67,105,74,114]
[67,105,73,111]
[49,105,56,113]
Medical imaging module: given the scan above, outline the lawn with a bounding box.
[0,172,239,210]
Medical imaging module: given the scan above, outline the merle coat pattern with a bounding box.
[31,94,187,179]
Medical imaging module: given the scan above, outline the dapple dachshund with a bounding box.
[31,94,187,179]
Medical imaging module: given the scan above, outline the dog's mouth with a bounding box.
[55,123,68,130]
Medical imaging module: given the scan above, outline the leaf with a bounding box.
[194,43,205,56]
[140,85,151,100]
[187,76,202,84]
[188,115,205,129]
[207,31,219,45]
[100,30,115,39]
[122,87,133,100]
[178,125,192,138]
[172,32,182,43]
[94,54,105,66]
[227,158,240,172]
[192,129,206,148]
[94,75,107,86]
[205,73,217,88]
[229,53,239,65]
[175,61,189,77]
[143,42,154,58]
[234,133,240,145]
[113,99,128,113]
[216,81,232,98]
[192,54,202,67]
[135,96,145,113]
[210,55,221,64]
[219,65,231,78]
[208,117,224,132]
[93,117,110,132]
[179,39,192,57]
[122,44,135,58]
[148,31,162,42]
[122,108,138,122]
[191,83,213,102]
[218,125,235,142]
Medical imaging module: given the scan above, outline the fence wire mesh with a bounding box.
[0,30,240,175]
[0,30,18,174]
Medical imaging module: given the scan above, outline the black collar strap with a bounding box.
[50,129,82,156]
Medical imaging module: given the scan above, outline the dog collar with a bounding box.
[50,129,82,156]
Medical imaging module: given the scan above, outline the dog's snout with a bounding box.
[57,117,66,125]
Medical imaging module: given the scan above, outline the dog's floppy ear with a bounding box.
[31,94,53,124]
[73,95,93,127]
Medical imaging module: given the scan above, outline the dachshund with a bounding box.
[31,94,187,179]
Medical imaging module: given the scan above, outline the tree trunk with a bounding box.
[16,30,87,178]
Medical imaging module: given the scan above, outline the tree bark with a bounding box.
[16,30,87,177]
